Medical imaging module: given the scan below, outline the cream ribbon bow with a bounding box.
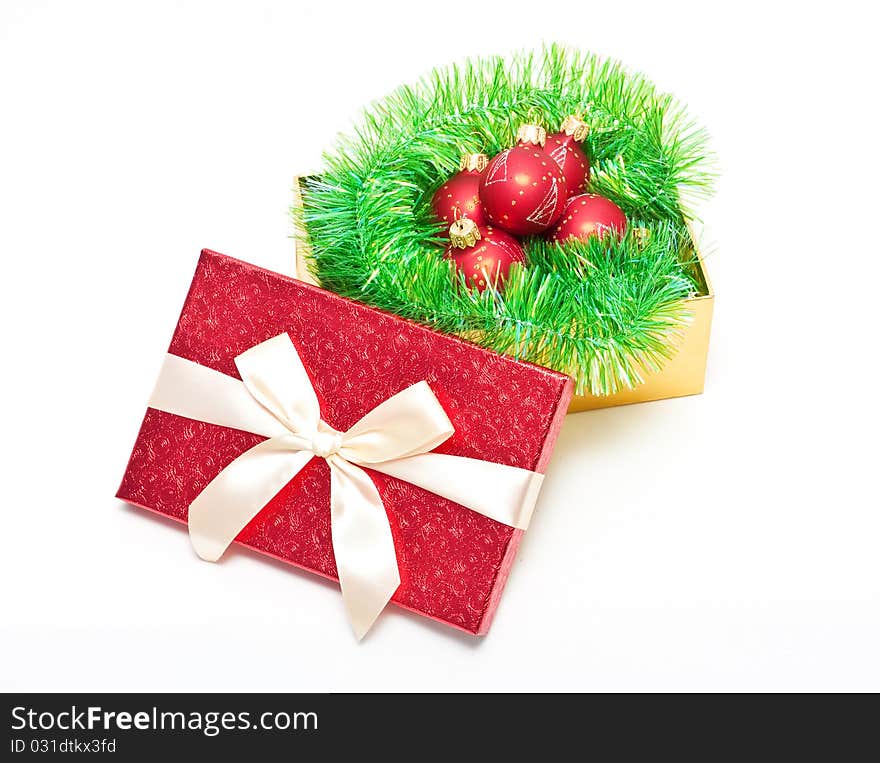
[149,333,544,638]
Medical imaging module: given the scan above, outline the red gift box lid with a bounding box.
[117,249,573,635]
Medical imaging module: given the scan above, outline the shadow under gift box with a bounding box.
[293,175,714,414]
[117,250,573,635]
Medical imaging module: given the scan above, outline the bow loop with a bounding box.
[235,334,321,437]
[339,381,455,464]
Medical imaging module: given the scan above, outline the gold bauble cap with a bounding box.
[448,218,481,249]
[560,115,590,142]
[460,153,489,173]
[516,124,547,147]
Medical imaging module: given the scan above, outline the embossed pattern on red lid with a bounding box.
[118,249,573,634]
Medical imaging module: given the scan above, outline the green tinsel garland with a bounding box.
[294,45,715,396]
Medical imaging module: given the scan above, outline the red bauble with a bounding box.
[548,194,628,243]
[545,115,591,196]
[432,153,490,227]
[479,125,567,236]
[445,221,526,293]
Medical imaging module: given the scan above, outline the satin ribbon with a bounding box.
[149,333,544,638]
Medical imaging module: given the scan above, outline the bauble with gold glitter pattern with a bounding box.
[544,115,591,196]
[445,220,526,293]
[547,193,628,243]
[478,124,567,236]
[432,153,490,227]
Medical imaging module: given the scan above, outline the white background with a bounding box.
[1,0,878,692]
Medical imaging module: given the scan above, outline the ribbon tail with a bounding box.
[188,437,313,561]
[327,456,401,640]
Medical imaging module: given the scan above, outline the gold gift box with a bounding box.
[292,176,713,415]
